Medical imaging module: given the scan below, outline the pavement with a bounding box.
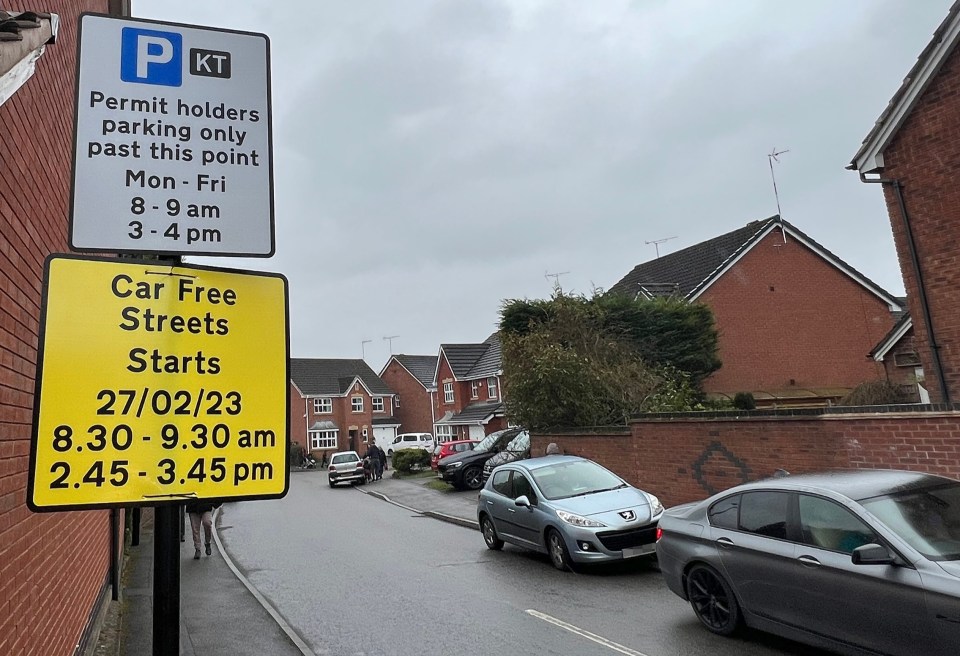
[94,469,478,655]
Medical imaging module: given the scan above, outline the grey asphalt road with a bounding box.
[217,472,831,656]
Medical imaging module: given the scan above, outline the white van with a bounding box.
[388,433,434,455]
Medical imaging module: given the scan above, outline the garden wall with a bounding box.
[534,405,960,506]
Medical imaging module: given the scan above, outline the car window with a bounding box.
[709,495,740,530]
[861,482,960,561]
[739,491,789,539]
[512,473,537,504]
[530,460,624,500]
[331,454,357,464]
[799,495,879,554]
[491,469,512,496]
[404,435,416,442]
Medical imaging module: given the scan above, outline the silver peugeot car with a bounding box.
[656,469,960,656]
[477,455,663,571]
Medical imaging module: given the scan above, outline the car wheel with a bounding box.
[546,528,573,572]
[328,480,335,488]
[686,564,741,636]
[463,465,483,490]
[481,516,504,551]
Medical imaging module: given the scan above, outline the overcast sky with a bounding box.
[135,0,948,371]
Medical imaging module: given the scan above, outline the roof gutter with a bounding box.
[858,172,949,403]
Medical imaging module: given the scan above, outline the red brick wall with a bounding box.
[535,409,960,507]
[880,39,960,404]
[700,229,894,396]
[1,2,115,655]
[379,359,434,434]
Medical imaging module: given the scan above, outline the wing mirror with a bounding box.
[515,495,531,509]
[852,543,895,566]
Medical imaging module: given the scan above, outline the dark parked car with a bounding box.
[431,439,478,471]
[481,430,530,484]
[478,455,663,571]
[437,427,522,490]
[656,469,960,656]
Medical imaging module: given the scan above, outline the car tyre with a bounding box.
[463,465,483,490]
[686,564,741,636]
[328,480,335,488]
[481,516,504,551]
[546,528,573,572]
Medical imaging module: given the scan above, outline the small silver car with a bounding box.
[477,455,663,571]
[656,469,960,656]
[327,450,366,488]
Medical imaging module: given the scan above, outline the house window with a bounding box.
[394,395,401,408]
[487,377,497,399]
[362,428,369,443]
[436,425,457,442]
[373,397,384,412]
[470,381,479,399]
[444,382,454,403]
[309,430,338,450]
[352,396,364,412]
[313,398,332,413]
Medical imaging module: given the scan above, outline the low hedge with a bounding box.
[392,448,431,473]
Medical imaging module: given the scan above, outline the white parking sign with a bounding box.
[70,14,274,257]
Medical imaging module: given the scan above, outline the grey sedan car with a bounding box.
[656,469,960,656]
[477,456,664,571]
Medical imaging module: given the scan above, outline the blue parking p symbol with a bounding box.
[120,27,182,87]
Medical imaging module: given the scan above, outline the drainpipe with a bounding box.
[859,173,950,404]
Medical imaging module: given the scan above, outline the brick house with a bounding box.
[609,216,903,407]
[850,0,960,405]
[433,334,508,440]
[378,354,438,435]
[1,4,131,655]
[289,359,397,458]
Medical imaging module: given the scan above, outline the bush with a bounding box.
[839,380,910,406]
[391,448,431,473]
[289,441,305,468]
[733,392,756,410]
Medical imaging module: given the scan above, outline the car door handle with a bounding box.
[486,500,493,505]
[715,537,734,548]
[507,508,516,513]
[797,555,821,568]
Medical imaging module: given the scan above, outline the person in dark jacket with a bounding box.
[376,444,388,478]
[185,499,219,559]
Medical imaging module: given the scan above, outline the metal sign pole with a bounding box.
[153,504,180,656]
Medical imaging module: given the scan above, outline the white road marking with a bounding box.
[525,609,651,656]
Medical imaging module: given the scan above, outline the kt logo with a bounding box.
[120,27,232,86]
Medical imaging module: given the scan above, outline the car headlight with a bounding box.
[556,510,606,528]
[646,493,664,516]
[447,461,463,469]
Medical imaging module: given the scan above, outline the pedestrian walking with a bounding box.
[376,444,387,479]
[185,499,219,560]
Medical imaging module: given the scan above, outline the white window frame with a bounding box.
[487,377,497,399]
[470,381,479,399]
[314,398,332,414]
[309,430,338,450]
[436,425,457,442]
[444,382,454,404]
[352,396,364,412]
[362,428,369,442]
[394,395,401,408]
[372,396,384,412]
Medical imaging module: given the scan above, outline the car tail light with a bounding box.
[328,466,335,472]
[655,527,663,541]
[356,462,364,469]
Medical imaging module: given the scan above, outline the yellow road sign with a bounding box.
[28,255,289,511]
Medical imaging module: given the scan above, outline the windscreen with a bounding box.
[530,460,625,500]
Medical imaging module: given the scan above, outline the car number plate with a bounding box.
[622,543,656,559]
